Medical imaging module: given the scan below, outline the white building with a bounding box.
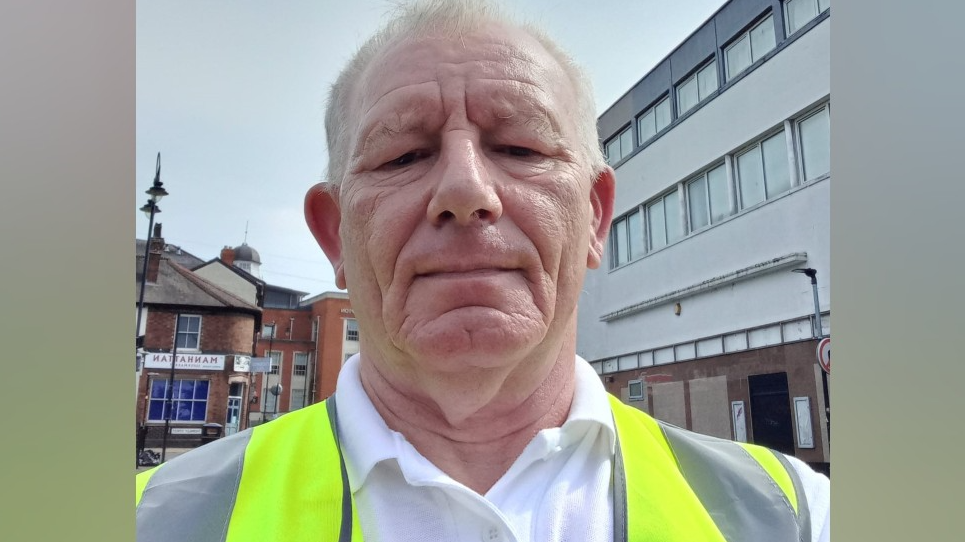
[577,0,830,472]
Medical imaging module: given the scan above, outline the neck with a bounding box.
[358,341,577,495]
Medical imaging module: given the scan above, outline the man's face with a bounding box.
[321,23,611,376]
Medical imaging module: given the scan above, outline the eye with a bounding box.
[498,146,537,157]
[382,151,424,169]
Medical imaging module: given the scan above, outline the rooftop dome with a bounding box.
[233,243,261,264]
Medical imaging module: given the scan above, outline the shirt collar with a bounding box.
[333,353,616,492]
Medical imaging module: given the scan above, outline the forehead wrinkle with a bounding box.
[353,82,441,160]
[472,78,566,140]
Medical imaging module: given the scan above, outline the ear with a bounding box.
[305,182,347,289]
[586,167,615,270]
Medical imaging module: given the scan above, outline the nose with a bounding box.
[427,137,503,226]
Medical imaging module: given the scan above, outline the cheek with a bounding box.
[341,186,426,287]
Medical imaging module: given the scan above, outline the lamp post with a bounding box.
[792,268,823,338]
[160,313,181,463]
[136,153,169,355]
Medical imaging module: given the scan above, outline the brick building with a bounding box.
[135,225,261,448]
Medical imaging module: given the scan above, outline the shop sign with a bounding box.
[143,353,225,371]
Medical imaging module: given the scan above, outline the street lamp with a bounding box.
[161,313,182,464]
[792,268,823,338]
[136,153,169,355]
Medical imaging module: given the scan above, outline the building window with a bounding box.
[736,130,790,208]
[676,61,718,116]
[725,15,776,81]
[609,208,644,268]
[637,96,672,144]
[311,320,318,341]
[605,126,634,166]
[267,350,281,374]
[148,378,209,422]
[784,0,829,36]
[290,388,306,411]
[262,323,276,339]
[293,352,308,376]
[796,105,830,181]
[628,380,645,401]
[647,189,683,251]
[686,163,730,231]
[175,315,201,351]
[345,319,359,342]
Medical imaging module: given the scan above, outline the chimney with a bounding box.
[146,223,164,283]
[221,246,236,266]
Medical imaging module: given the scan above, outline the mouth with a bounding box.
[417,266,520,279]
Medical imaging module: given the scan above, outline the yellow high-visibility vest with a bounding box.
[136,396,809,541]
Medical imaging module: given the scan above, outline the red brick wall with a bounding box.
[602,340,827,464]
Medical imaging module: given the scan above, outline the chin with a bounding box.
[396,309,546,371]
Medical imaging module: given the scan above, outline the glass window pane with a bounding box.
[620,128,634,157]
[648,200,667,250]
[151,380,167,399]
[149,401,165,420]
[677,77,698,115]
[606,138,621,165]
[628,211,644,259]
[665,191,682,242]
[638,110,656,143]
[786,0,817,35]
[195,380,209,397]
[615,219,628,265]
[726,36,751,79]
[177,380,194,399]
[799,108,830,180]
[192,401,207,421]
[751,16,776,60]
[688,177,709,231]
[707,164,730,223]
[762,131,791,197]
[175,401,192,421]
[697,63,718,99]
[655,98,672,131]
[737,147,765,208]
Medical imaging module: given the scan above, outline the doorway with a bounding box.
[225,383,243,436]
[748,372,795,454]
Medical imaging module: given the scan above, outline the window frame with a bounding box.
[784,0,830,36]
[267,350,282,375]
[609,207,644,269]
[646,188,683,251]
[293,352,308,377]
[345,318,359,342]
[794,103,831,183]
[735,128,791,209]
[175,314,202,351]
[147,377,209,423]
[724,14,776,81]
[605,125,634,166]
[675,60,719,116]
[262,323,276,339]
[628,380,645,401]
[685,162,730,232]
[636,95,672,145]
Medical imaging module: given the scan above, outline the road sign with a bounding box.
[816,337,830,374]
[250,357,272,373]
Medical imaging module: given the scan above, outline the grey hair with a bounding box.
[322,0,606,191]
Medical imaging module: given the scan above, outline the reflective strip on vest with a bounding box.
[609,396,810,542]
[137,396,808,542]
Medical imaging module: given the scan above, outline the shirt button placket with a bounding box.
[482,526,501,541]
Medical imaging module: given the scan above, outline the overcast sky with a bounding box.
[136,0,729,296]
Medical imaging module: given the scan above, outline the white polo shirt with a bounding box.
[335,355,830,542]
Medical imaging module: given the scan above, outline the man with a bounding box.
[135,1,830,540]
